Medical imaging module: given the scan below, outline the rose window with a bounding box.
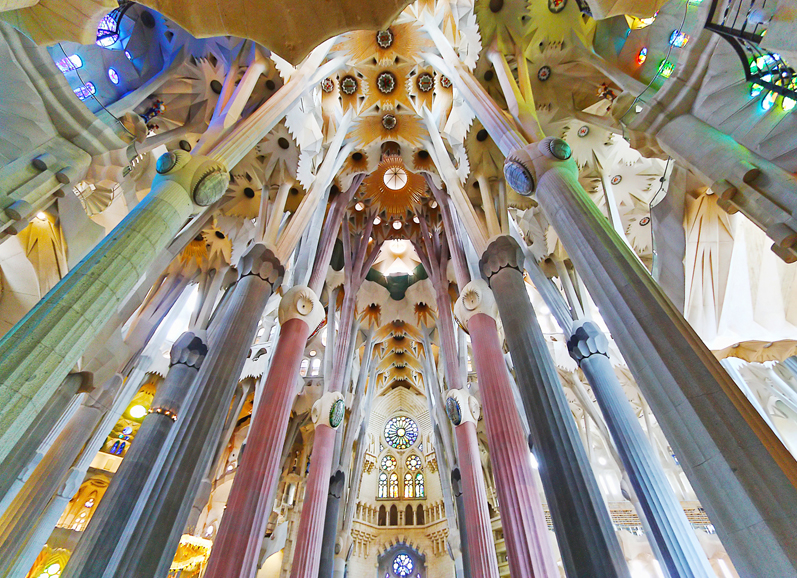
[381,455,397,471]
[393,553,413,577]
[384,416,418,449]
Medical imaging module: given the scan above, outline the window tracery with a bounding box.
[389,472,399,498]
[384,416,418,449]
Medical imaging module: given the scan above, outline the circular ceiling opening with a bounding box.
[383,167,408,190]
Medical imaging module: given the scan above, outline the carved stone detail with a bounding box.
[567,320,610,365]
[238,243,284,286]
[312,392,346,429]
[278,285,324,332]
[446,389,480,425]
[454,280,498,326]
[169,331,208,369]
[479,235,525,281]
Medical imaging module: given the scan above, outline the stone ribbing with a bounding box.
[454,422,501,578]
[203,317,312,578]
[535,164,797,576]
[481,235,630,578]
[110,244,283,578]
[0,180,194,465]
[469,313,558,578]
[61,333,207,578]
[569,321,714,578]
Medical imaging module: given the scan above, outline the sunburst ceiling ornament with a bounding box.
[363,155,427,215]
[377,72,397,94]
[337,22,432,66]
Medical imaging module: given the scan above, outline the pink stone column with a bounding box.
[454,421,501,578]
[290,423,338,578]
[203,287,324,578]
[468,312,558,578]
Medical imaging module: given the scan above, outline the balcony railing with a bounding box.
[705,0,797,100]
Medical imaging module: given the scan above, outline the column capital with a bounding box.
[238,243,284,286]
[567,320,610,365]
[445,389,481,426]
[502,137,576,197]
[479,235,525,281]
[169,331,208,369]
[279,285,325,332]
[454,280,498,326]
[153,150,230,206]
[312,392,346,429]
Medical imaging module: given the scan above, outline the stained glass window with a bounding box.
[393,553,413,577]
[404,473,413,498]
[73,82,96,101]
[37,563,61,578]
[406,455,421,471]
[415,473,425,498]
[55,54,83,73]
[96,14,119,47]
[378,472,388,498]
[381,455,397,471]
[389,472,399,498]
[384,416,418,450]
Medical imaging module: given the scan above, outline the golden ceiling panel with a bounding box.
[337,22,432,66]
[350,113,426,149]
[362,154,427,215]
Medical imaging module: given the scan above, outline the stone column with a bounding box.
[61,332,207,578]
[0,375,123,576]
[0,371,89,510]
[109,244,283,578]
[455,281,558,578]
[569,321,715,578]
[202,287,324,578]
[318,470,345,578]
[446,392,501,578]
[289,392,345,578]
[0,151,228,467]
[450,469,472,578]
[480,236,630,578]
[504,137,797,576]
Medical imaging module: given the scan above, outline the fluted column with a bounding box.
[568,321,714,577]
[0,375,123,577]
[203,287,324,578]
[109,244,283,578]
[318,470,345,578]
[455,281,558,578]
[480,235,630,578]
[0,371,89,511]
[450,469,472,578]
[503,137,797,576]
[446,393,501,578]
[62,332,207,578]
[0,151,229,467]
[290,392,345,578]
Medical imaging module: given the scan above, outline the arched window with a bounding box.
[404,473,413,498]
[378,505,386,526]
[380,455,397,471]
[389,472,399,498]
[55,54,83,72]
[406,454,421,471]
[311,358,321,376]
[73,82,96,101]
[378,472,388,498]
[299,359,309,377]
[405,504,414,525]
[389,504,398,526]
[416,504,425,525]
[415,472,425,498]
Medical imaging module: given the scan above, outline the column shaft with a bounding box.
[110,246,283,578]
[469,313,558,577]
[534,163,797,576]
[454,422,501,578]
[482,238,630,578]
[290,423,337,578]
[203,317,312,578]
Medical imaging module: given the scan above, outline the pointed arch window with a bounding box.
[404,473,414,498]
[415,472,425,498]
[311,358,321,376]
[299,359,309,377]
[378,472,388,498]
[389,472,399,498]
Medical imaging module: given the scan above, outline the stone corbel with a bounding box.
[502,136,577,198]
[278,285,325,333]
[566,320,610,365]
[445,389,481,426]
[454,280,498,327]
[153,149,229,207]
[312,391,346,429]
[169,330,208,369]
[237,243,284,286]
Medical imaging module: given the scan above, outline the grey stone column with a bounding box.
[106,244,283,578]
[61,331,207,578]
[0,375,122,577]
[569,321,714,578]
[318,470,345,578]
[451,469,471,578]
[0,371,90,511]
[509,139,797,576]
[480,236,630,578]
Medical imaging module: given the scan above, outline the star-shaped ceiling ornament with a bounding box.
[363,154,428,215]
[337,21,432,66]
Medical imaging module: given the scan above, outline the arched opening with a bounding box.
[389,504,398,526]
[405,504,414,525]
[416,504,425,525]
[378,505,387,526]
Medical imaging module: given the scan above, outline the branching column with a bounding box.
[110,244,284,578]
[61,331,207,578]
[203,287,324,578]
[454,281,558,578]
[481,236,630,578]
